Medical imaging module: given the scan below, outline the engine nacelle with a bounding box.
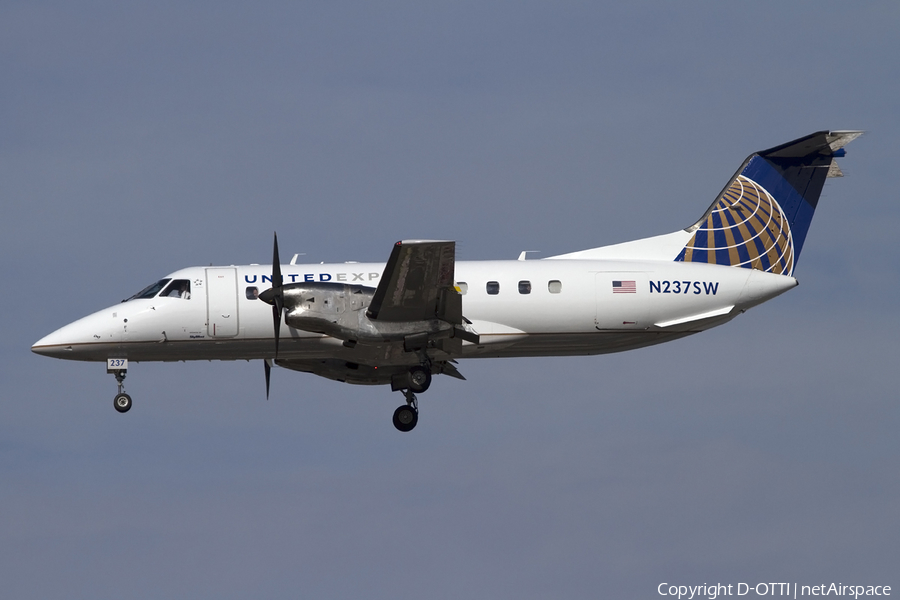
[281,282,372,336]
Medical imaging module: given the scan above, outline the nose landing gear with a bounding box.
[112,371,132,413]
[108,360,132,413]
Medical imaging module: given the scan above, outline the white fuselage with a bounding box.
[33,257,797,365]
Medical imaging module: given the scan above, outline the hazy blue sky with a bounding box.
[3,2,898,598]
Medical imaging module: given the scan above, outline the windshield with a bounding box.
[160,279,192,300]
[126,279,171,301]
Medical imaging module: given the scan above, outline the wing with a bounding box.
[367,240,458,322]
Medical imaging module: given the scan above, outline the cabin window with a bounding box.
[456,282,468,295]
[127,279,171,301]
[161,279,192,299]
[518,280,532,294]
[246,286,259,300]
[548,280,562,294]
[486,281,500,295]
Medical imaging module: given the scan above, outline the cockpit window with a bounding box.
[127,279,171,301]
[161,279,191,299]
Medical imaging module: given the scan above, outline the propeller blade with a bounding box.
[272,232,283,289]
[260,233,285,397]
[270,232,284,358]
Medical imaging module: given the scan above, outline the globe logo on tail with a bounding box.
[676,175,794,276]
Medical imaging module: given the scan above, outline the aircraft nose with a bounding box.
[32,323,87,358]
[32,307,124,360]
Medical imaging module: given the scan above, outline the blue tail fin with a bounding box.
[675,130,861,276]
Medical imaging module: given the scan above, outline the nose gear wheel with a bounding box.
[114,393,132,413]
[111,369,132,413]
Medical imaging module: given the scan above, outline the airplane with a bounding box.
[32,130,862,431]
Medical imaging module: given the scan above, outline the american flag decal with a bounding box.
[612,280,636,294]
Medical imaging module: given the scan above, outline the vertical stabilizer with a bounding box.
[675,130,862,276]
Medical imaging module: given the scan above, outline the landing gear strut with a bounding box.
[392,388,418,432]
[111,369,132,413]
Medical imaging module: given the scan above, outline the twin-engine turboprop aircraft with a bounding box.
[33,131,861,431]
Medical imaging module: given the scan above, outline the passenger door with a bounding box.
[206,268,239,337]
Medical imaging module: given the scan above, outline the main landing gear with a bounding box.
[391,365,432,432]
[407,365,431,394]
[392,389,418,432]
[112,369,132,413]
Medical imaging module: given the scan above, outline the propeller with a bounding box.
[258,232,284,398]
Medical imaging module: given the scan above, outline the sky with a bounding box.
[2,2,898,598]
